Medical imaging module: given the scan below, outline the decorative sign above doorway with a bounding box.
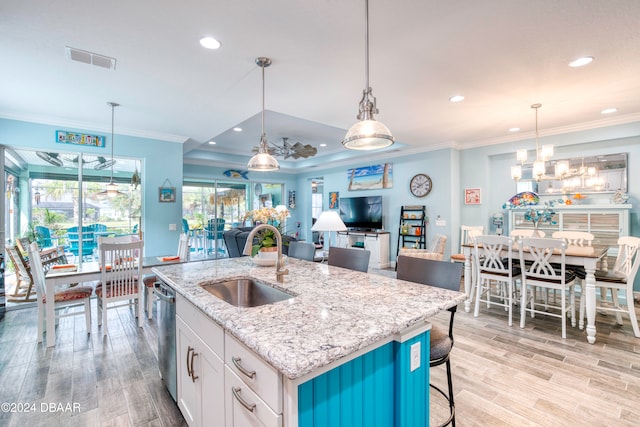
[56,130,105,147]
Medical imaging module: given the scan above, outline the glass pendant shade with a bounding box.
[106,181,118,197]
[343,119,394,150]
[533,159,546,180]
[517,149,528,164]
[510,165,522,181]
[248,134,279,171]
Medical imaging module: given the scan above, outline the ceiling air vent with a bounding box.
[65,46,117,70]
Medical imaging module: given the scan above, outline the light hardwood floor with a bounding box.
[1,290,638,426]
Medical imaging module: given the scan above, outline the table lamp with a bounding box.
[311,210,347,253]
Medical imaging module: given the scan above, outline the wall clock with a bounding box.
[254,183,262,196]
[410,173,432,197]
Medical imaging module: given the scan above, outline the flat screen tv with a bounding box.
[339,196,383,231]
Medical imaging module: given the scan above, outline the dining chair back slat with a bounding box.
[328,246,370,272]
[288,241,316,261]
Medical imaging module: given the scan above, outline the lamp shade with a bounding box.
[311,211,347,232]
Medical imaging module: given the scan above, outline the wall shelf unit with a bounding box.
[396,206,427,260]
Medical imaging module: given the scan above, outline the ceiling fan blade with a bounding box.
[94,158,116,170]
[36,151,63,167]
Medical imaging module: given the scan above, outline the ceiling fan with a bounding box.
[37,152,117,170]
[252,137,318,160]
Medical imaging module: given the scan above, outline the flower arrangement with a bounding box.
[243,207,290,256]
[503,199,561,231]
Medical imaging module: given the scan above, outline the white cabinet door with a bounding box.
[177,315,225,427]
[177,316,199,426]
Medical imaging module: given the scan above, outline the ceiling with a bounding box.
[2,0,640,173]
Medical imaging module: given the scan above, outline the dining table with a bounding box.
[44,255,185,347]
[461,242,610,344]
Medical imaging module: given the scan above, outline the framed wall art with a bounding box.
[329,192,339,209]
[159,179,176,203]
[464,188,481,205]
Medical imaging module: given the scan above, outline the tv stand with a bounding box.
[336,231,390,269]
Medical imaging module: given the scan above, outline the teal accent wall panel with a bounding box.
[298,330,430,427]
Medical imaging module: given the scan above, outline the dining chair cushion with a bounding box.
[43,286,93,303]
[430,325,453,361]
[143,275,158,287]
[483,263,522,277]
[593,270,627,283]
[533,270,576,284]
[450,253,466,261]
[95,280,140,298]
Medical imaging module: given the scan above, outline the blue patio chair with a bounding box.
[206,218,226,255]
[35,226,53,248]
[67,226,96,260]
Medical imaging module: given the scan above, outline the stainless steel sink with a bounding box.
[200,278,295,307]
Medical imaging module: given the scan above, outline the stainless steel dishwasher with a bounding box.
[155,280,177,401]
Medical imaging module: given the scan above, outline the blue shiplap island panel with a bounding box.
[298,330,430,427]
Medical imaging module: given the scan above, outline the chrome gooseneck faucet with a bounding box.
[243,224,289,281]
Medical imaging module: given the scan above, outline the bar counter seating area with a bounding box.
[2,1,640,426]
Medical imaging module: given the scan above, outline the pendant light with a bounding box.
[247,57,280,171]
[98,102,124,197]
[342,0,394,150]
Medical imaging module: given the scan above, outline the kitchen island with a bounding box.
[153,256,465,427]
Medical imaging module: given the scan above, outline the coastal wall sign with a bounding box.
[56,130,105,147]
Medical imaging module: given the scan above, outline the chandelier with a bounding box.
[511,103,554,181]
[252,137,318,160]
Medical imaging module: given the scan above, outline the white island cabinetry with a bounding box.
[176,296,225,427]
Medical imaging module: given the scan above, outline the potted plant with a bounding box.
[251,228,278,257]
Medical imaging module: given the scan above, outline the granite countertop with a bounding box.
[152,257,466,380]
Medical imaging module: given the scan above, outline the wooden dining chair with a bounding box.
[27,242,93,343]
[95,240,144,336]
[287,241,316,262]
[518,237,577,339]
[396,256,463,427]
[473,235,521,326]
[327,246,370,272]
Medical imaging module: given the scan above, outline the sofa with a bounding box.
[223,227,296,258]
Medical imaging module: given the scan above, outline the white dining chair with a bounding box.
[518,237,577,339]
[473,235,521,326]
[587,236,640,337]
[511,229,546,238]
[27,242,93,343]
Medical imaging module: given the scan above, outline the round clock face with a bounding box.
[254,183,262,196]
[410,174,432,197]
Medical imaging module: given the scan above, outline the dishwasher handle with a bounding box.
[153,283,176,303]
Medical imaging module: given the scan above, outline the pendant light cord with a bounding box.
[364,0,370,92]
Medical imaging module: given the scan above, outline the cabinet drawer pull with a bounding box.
[232,387,256,413]
[190,349,199,382]
[232,356,256,379]
[186,346,193,378]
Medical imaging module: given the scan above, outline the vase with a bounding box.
[258,246,278,259]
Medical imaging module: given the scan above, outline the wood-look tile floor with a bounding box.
[1,291,639,426]
[0,301,186,427]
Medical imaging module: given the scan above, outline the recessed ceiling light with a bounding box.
[449,95,464,103]
[233,127,242,132]
[601,108,617,114]
[199,36,221,50]
[569,56,593,67]
[508,127,520,132]
[319,143,327,147]
[208,140,217,145]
